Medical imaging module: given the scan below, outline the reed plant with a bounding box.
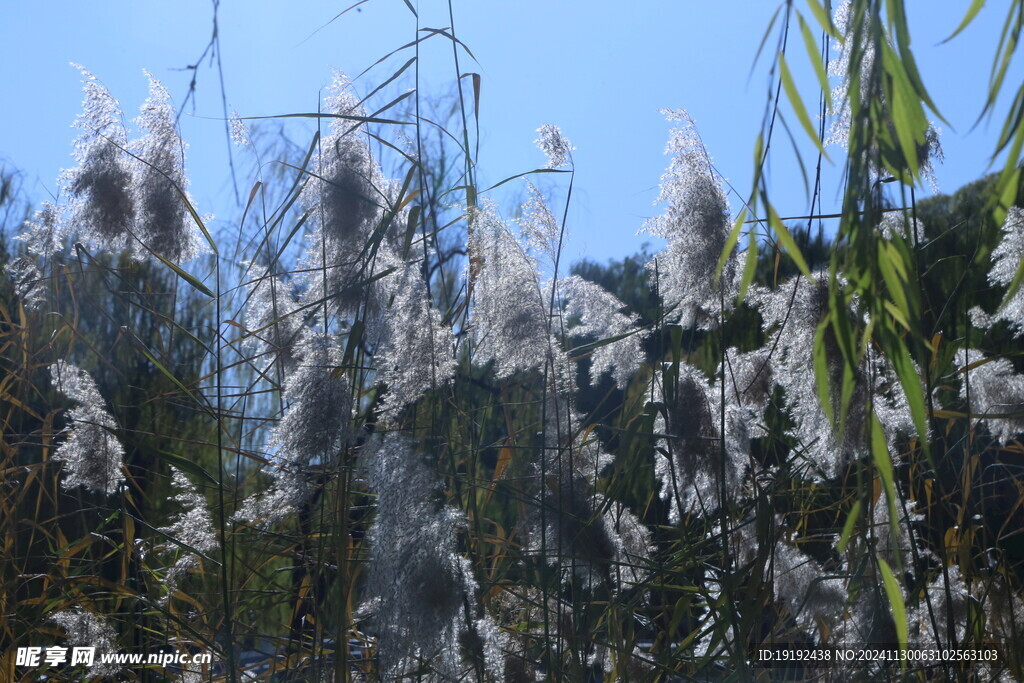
[4,1,1024,681]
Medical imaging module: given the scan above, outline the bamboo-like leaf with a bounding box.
[780,54,828,157]
[717,207,747,288]
[482,168,569,193]
[943,0,987,43]
[888,333,929,444]
[342,320,365,367]
[740,229,759,303]
[568,329,642,356]
[751,5,783,72]
[878,241,911,325]
[798,12,831,105]
[243,112,412,126]
[869,411,897,529]
[813,318,835,424]
[765,199,812,276]
[149,250,215,299]
[837,500,862,552]
[804,0,839,38]
[877,555,909,658]
[881,42,924,178]
[359,57,417,108]
[128,333,206,409]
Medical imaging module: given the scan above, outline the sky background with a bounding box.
[2,1,1021,267]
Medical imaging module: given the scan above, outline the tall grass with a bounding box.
[4,1,1024,681]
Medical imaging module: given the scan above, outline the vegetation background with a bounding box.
[3,1,1024,681]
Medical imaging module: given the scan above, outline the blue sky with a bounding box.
[2,1,1020,266]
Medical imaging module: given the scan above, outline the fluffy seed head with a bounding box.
[158,468,219,601]
[373,260,456,410]
[49,361,125,496]
[61,65,135,250]
[985,207,1024,336]
[50,608,122,676]
[5,257,46,311]
[652,364,750,521]
[470,201,553,379]
[518,181,562,262]
[362,434,481,680]
[236,332,351,525]
[535,124,574,169]
[559,274,643,388]
[955,348,1024,444]
[132,71,205,262]
[17,202,63,258]
[643,109,735,328]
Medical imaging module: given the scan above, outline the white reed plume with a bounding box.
[243,275,305,370]
[362,433,490,680]
[559,274,644,388]
[17,202,63,258]
[372,258,456,409]
[49,361,125,496]
[50,608,122,676]
[753,276,918,479]
[643,109,736,329]
[907,564,971,649]
[980,207,1024,336]
[878,211,926,243]
[518,181,562,262]
[132,71,205,262]
[61,65,134,251]
[296,72,387,318]
[158,467,218,602]
[531,410,653,592]
[534,124,574,169]
[470,201,553,379]
[236,332,351,525]
[955,348,1024,444]
[5,257,46,311]
[653,363,753,521]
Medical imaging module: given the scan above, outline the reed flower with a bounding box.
[982,207,1024,336]
[363,434,487,680]
[643,110,735,328]
[559,274,644,388]
[532,410,652,591]
[229,110,252,147]
[652,363,751,521]
[236,332,351,525]
[131,71,205,262]
[295,73,386,318]
[373,259,456,409]
[518,181,562,262]
[49,361,125,496]
[159,467,218,602]
[61,65,135,252]
[770,543,847,638]
[752,276,852,479]
[5,257,46,311]
[470,201,553,379]
[878,211,926,243]
[243,275,304,370]
[50,608,122,676]
[955,348,1024,444]
[534,124,574,169]
[17,202,63,258]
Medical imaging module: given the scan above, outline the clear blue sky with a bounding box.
[2,1,1020,266]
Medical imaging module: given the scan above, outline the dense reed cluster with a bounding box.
[6,1,1024,681]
